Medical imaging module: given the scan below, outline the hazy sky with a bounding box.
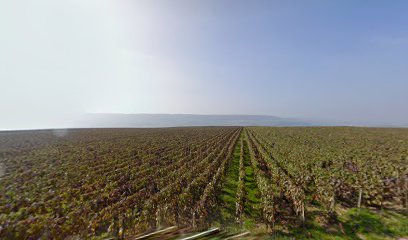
[1,0,408,129]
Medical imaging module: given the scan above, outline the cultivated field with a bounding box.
[0,127,407,239]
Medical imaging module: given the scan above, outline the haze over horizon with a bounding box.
[1,0,408,129]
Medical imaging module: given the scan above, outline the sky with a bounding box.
[1,0,408,129]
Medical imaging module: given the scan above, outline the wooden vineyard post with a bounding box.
[405,177,408,210]
[396,170,400,196]
[192,211,196,229]
[174,201,180,227]
[357,188,363,208]
[118,216,124,239]
[405,189,408,210]
[156,207,162,229]
[330,194,336,213]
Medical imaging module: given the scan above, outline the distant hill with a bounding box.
[75,114,317,128]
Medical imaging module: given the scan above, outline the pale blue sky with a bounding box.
[1,0,407,129]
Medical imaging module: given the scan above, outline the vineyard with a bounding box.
[0,127,407,239]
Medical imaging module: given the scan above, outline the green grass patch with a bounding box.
[242,139,262,227]
[216,134,263,233]
[269,207,408,240]
[340,208,408,240]
[218,135,241,227]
